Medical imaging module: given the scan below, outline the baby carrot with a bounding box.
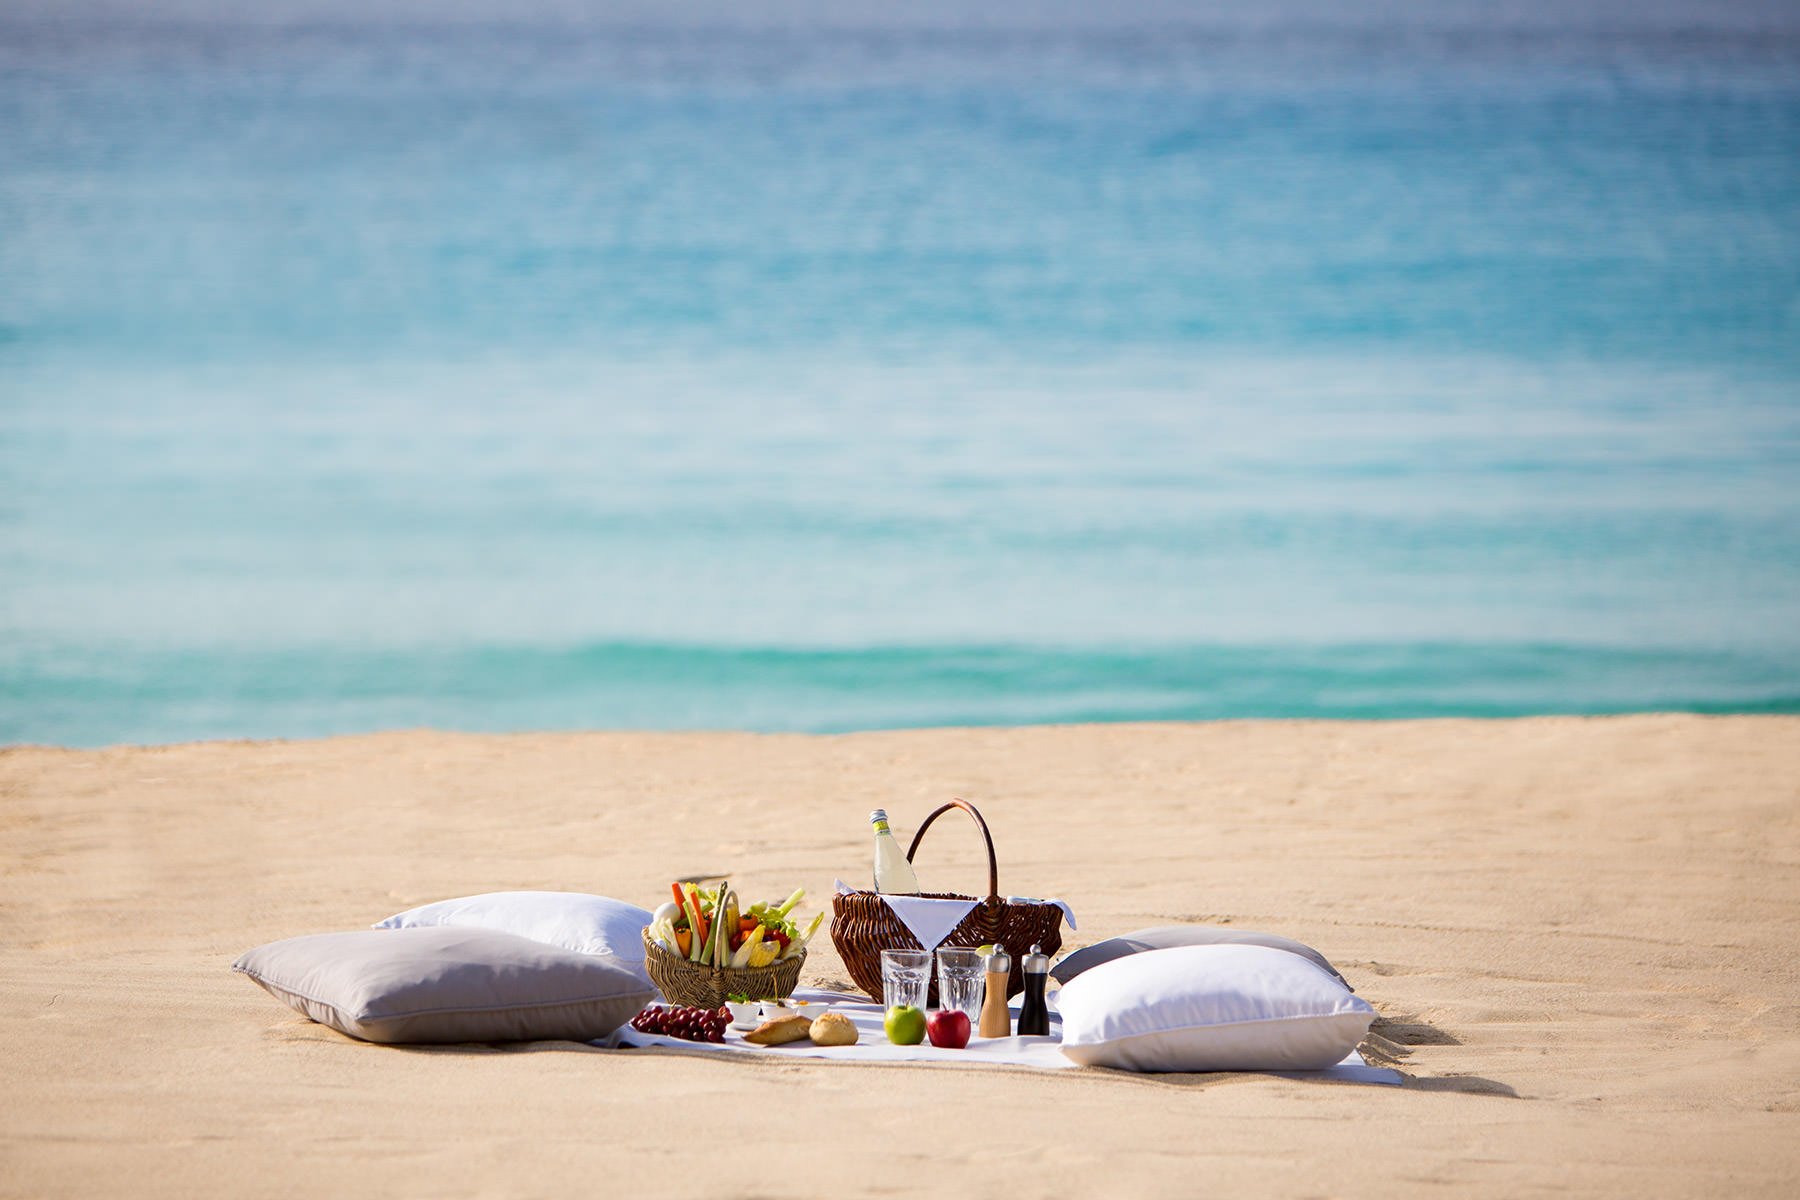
[685,883,710,948]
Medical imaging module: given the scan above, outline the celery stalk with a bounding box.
[782,911,824,959]
[711,885,732,967]
[683,888,706,962]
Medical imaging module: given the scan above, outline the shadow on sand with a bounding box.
[1364,1012,1521,1099]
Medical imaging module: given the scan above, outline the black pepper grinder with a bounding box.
[1016,943,1051,1036]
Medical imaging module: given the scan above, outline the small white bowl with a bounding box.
[726,1001,762,1030]
[759,998,811,1019]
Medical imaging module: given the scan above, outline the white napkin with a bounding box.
[836,880,1078,943]
[879,894,980,952]
[832,879,979,951]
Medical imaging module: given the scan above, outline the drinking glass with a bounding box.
[935,947,986,1022]
[880,948,931,1011]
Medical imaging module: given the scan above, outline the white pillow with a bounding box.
[375,892,653,984]
[1050,925,1349,988]
[1056,944,1375,1072]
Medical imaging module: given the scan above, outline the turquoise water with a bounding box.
[4,4,1800,745]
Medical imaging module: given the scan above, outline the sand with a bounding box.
[3,714,1798,1197]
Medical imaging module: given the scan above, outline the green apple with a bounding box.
[884,1004,927,1045]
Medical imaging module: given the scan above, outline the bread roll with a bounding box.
[809,1011,858,1046]
[744,1013,812,1045]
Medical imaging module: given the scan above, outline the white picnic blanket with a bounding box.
[600,988,1400,1084]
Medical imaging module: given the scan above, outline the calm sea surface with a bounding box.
[4,5,1799,744]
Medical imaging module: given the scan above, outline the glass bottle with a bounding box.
[870,809,922,895]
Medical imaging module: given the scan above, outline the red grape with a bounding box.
[632,1004,731,1044]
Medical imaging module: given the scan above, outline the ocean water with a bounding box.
[3,3,1799,745]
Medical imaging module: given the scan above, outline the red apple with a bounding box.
[926,1008,971,1049]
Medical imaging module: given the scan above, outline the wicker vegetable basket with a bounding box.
[831,798,1064,1006]
[641,928,807,1009]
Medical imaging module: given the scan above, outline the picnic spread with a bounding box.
[232,800,1394,1082]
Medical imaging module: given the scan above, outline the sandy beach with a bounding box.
[3,714,1797,1197]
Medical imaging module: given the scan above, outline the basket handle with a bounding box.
[905,798,1001,904]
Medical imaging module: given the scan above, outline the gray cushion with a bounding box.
[1050,925,1350,990]
[233,927,655,1044]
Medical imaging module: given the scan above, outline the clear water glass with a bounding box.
[880,948,931,1010]
[935,947,986,1021]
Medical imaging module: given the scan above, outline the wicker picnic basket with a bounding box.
[831,798,1063,1006]
[641,928,807,1009]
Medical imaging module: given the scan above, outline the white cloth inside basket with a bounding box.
[834,878,976,951]
[834,880,1077,951]
[881,895,979,952]
[1005,896,1077,932]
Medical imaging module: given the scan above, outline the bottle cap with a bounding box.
[985,943,1011,974]
[869,809,888,825]
[1023,943,1049,973]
